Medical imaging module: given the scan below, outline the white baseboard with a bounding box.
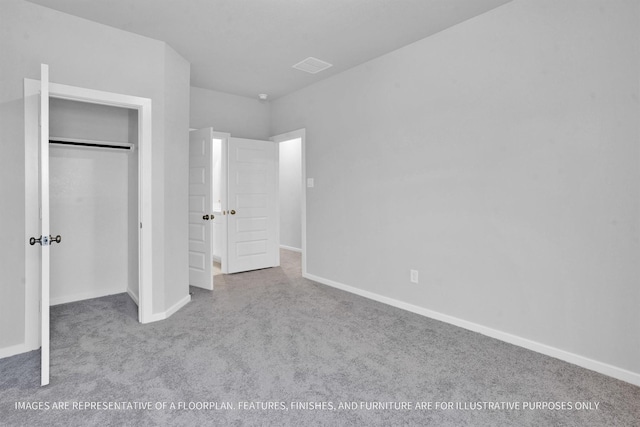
[2,292,192,359]
[0,343,33,359]
[145,293,191,323]
[303,272,640,387]
[127,288,139,306]
[50,288,126,306]
[280,245,302,253]
[164,294,191,318]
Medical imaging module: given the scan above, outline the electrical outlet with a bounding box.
[307,178,314,188]
[410,269,419,284]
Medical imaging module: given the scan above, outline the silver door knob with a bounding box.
[29,235,61,245]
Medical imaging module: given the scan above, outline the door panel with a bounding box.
[188,128,214,290]
[227,138,279,274]
[40,64,50,387]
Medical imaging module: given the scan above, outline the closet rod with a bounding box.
[49,137,134,151]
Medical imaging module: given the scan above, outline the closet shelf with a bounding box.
[50,136,134,151]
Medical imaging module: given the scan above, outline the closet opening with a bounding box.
[48,98,140,309]
[24,76,154,385]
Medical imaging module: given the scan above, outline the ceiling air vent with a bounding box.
[292,57,333,74]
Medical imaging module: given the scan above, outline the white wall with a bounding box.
[49,98,135,143]
[50,147,130,304]
[211,138,223,259]
[211,139,223,212]
[0,0,190,354]
[163,44,191,311]
[190,86,270,140]
[271,0,640,380]
[279,138,302,250]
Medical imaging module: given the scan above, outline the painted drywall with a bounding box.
[163,44,191,310]
[49,98,134,143]
[271,0,640,377]
[0,0,189,354]
[190,86,270,140]
[50,146,130,304]
[211,138,223,259]
[279,138,302,250]
[211,139,223,212]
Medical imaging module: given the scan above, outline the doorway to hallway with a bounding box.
[271,129,307,276]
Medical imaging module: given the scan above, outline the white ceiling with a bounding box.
[26,0,512,100]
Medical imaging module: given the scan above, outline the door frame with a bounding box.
[270,128,307,276]
[24,78,154,354]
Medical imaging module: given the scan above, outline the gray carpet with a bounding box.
[1,249,638,426]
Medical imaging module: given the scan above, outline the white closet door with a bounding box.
[226,138,279,274]
[40,64,51,387]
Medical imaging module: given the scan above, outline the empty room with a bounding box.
[0,0,638,425]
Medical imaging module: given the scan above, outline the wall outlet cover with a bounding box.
[410,269,419,283]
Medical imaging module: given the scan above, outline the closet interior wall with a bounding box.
[49,98,138,305]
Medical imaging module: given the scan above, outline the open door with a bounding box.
[227,138,279,273]
[24,65,53,386]
[188,128,214,290]
[39,64,51,386]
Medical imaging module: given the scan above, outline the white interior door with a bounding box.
[227,137,279,274]
[188,128,214,290]
[39,64,50,387]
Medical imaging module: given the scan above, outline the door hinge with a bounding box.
[140,222,142,229]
